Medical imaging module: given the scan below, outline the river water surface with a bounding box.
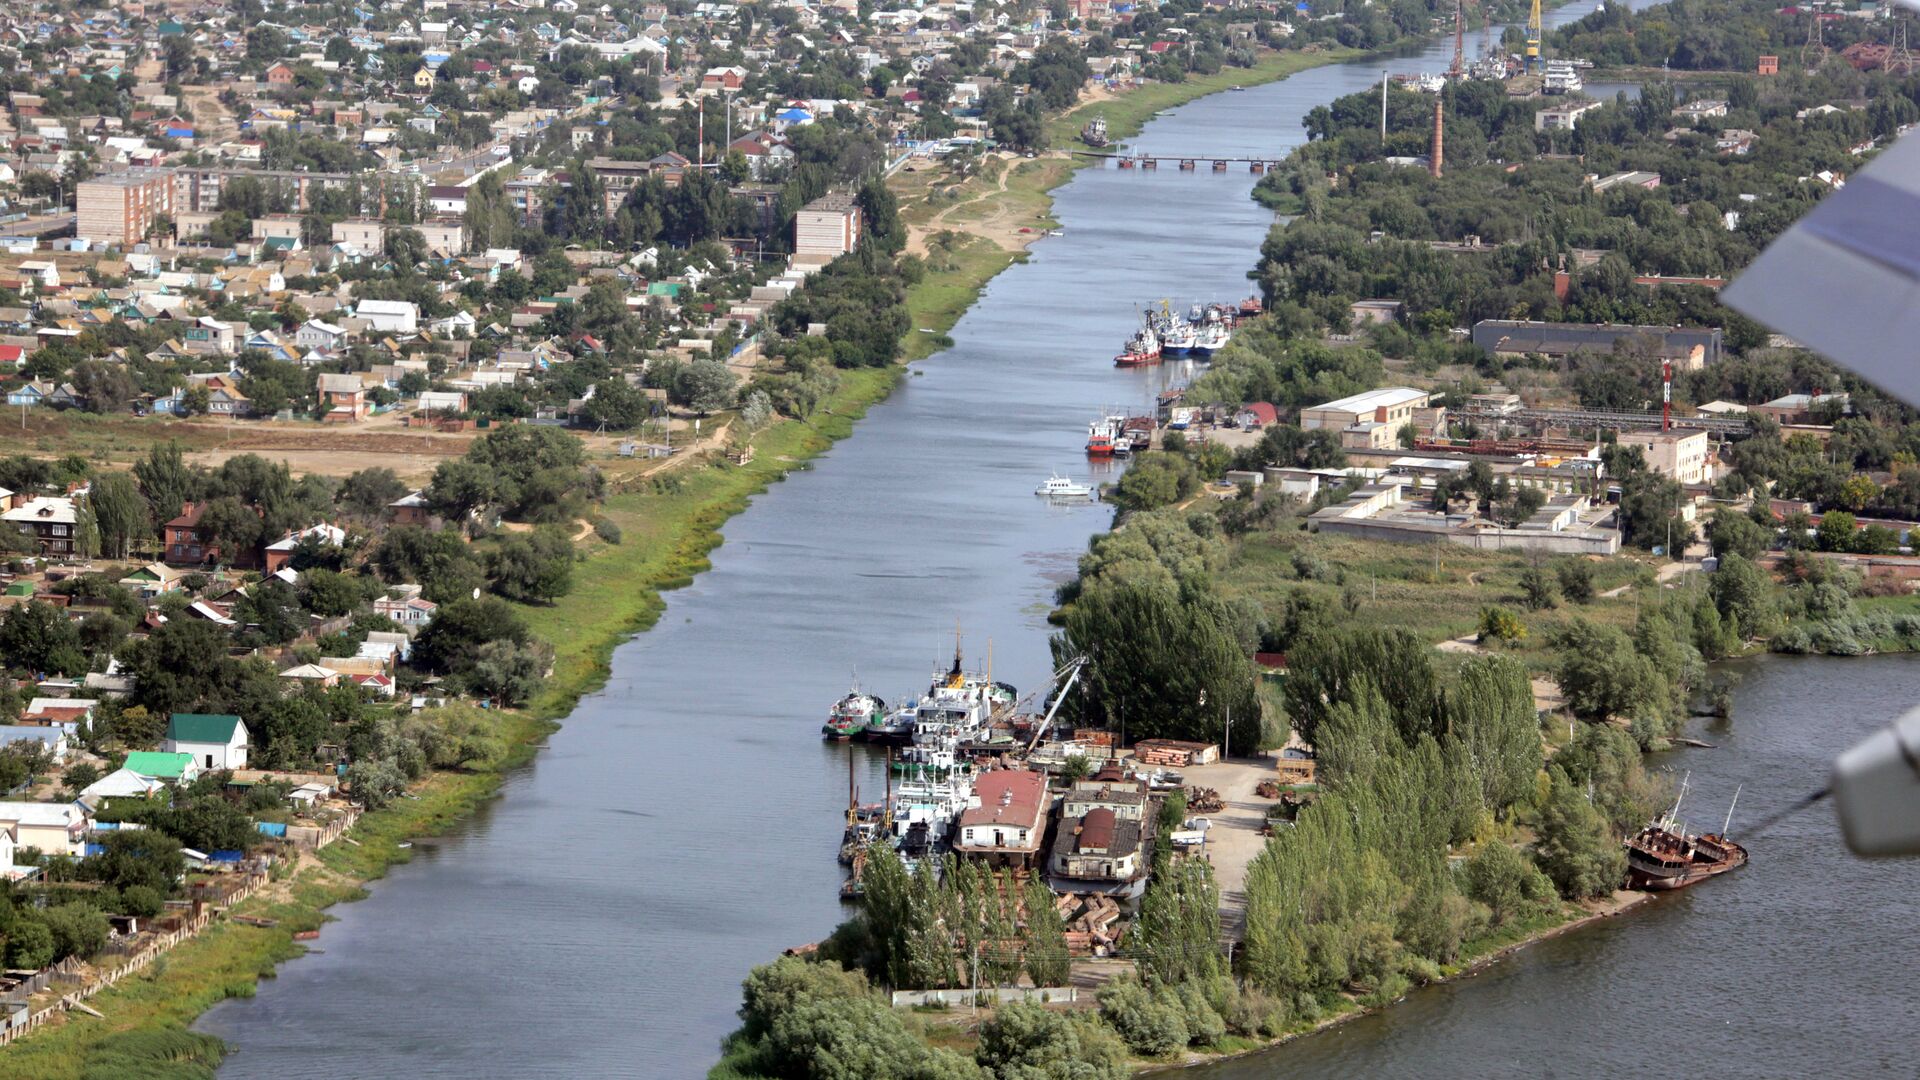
[194,6,1905,1076]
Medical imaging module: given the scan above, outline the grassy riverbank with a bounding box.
[1048,46,1365,149]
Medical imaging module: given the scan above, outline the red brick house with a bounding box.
[266,63,295,86]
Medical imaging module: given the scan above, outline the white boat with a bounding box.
[1036,474,1095,499]
[1192,310,1233,356]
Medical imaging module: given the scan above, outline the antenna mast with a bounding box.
[1723,784,1742,835]
[1803,11,1829,71]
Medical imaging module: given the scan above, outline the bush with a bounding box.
[1463,842,1555,926]
[1556,558,1596,603]
[120,884,166,918]
[1477,606,1526,644]
[593,517,622,544]
[1097,980,1190,1056]
[975,1001,1129,1080]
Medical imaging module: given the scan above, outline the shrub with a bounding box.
[1463,842,1554,926]
[1097,979,1189,1056]
[593,517,622,544]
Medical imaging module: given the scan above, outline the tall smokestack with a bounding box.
[1430,98,1444,179]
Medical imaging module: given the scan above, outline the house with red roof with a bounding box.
[952,769,1051,868]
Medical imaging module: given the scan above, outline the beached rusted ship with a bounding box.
[1624,778,1748,891]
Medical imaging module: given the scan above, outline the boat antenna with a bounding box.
[884,747,894,830]
[1669,770,1691,829]
[1723,784,1742,835]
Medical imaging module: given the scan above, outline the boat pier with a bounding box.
[1072,150,1284,173]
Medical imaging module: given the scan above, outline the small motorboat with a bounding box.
[1035,474,1095,499]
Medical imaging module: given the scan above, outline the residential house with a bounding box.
[389,490,432,525]
[0,726,67,763]
[262,522,345,573]
[2,496,78,557]
[118,561,190,598]
[121,750,201,783]
[163,713,250,771]
[317,372,369,422]
[0,801,90,856]
[374,593,438,627]
[356,299,419,333]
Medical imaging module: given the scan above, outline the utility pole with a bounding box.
[1380,70,1388,142]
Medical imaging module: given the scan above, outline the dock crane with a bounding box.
[1526,0,1544,73]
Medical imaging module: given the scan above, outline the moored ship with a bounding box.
[1082,116,1109,148]
[1624,779,1748,891]
[823,687,885,740]
[1114,321,1162,367]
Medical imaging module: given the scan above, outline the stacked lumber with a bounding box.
[1135,745,1190,767]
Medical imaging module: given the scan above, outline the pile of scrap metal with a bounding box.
[1185,786,1225,814]
[1055,892,1128,956]
[1254,779,1282,799]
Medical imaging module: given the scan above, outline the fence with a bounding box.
[890,987,1080,1008]
[0,868,268,1048]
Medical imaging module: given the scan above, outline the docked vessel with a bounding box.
[1086,413,1122,456]
[1114,321,1162,367]
[1543,59,1583,94]
[1036,474,1095,499]
[1155,306,1197,355]
[823,687,885,740]
[1192,307,1233,356]
[1624,779,1748,891]
[1081,116,1109,148]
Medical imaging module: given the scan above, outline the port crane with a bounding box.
[1525,0,1543,72]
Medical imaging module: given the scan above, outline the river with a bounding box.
[197,5,1759,1075]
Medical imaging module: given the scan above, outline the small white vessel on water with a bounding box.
[1036,473,1095,499]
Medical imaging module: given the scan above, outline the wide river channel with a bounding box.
[198,5,1918,1075]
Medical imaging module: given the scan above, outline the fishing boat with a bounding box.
[1624,777,1749,891]
[1036,474,1095,499]
[1157,308,1197,355]
[1237,295,1265,318]
[823,687,886,740]
[1192,309,1233,356]
[862,701,919,745]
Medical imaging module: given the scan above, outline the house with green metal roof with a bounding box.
[122,751,200,783]
[163,714,250,771]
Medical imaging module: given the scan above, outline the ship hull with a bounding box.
[1626,838,1748,891]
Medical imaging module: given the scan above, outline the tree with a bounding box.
[485,526,575,603]
[412,597,530,675]
[1707,553,1772,638]
[0,601,85,676]
[1517,565,1558,610]
[1446,656,1542,815]
[1707,508,1769,560]
[70,359,137,413]
[975,1002,1129,1080]
[127,618,234,716]
[1816,511,1858,553]
[299,567,366,617]
[84,828,186,895]
[133,441,200,523]
[87,472,149,560]
[348,757,407,810]
[582,378,650,432]
[337,467,408,517]
[1556,558,1596,603]
[196,496,264,562]
[1477,605,1526,644]
[463,639,554,707]
[1534,765,1626,899]
[1464,841,1554,926]
[675,359,737,415]
[5,918,54,969]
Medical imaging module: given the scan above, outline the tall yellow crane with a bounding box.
[1526,0,1544,72]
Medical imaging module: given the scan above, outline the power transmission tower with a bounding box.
[1888,19,1916,76]
[1803,11,1830,71]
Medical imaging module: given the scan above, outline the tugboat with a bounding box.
[1624,777,1749,891]
[1114,320,1162,367]
[824,686,886,740]
[1081,116,1109,148]
[1086,413,1122,456]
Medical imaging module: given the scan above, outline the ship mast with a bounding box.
[1723,784,1742,835]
